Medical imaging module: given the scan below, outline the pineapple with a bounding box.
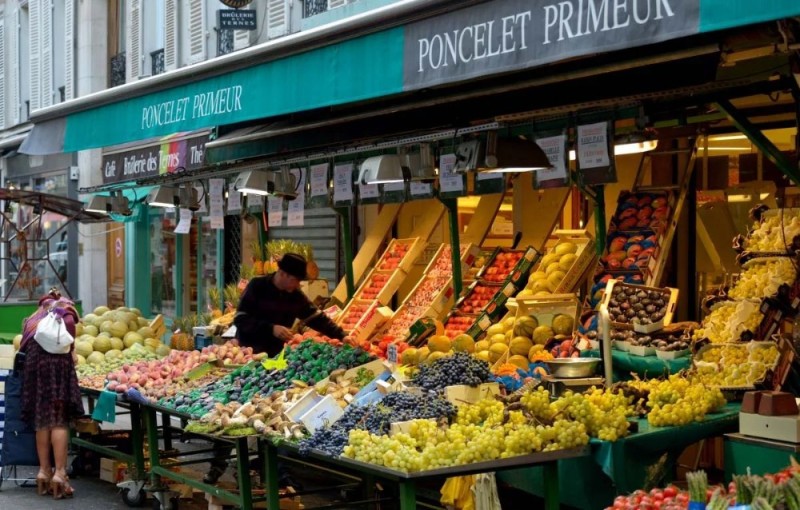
[207,286,222,317]
[223,284,241,312]
[250,241,266,275]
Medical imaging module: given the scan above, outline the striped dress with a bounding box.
[20,295,84,430]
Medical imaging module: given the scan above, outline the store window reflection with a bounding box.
[150,208,177,317]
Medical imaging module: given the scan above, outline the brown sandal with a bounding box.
[36,471,52,496]
[50,474,73,499]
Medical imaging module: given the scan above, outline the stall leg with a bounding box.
[234,437,253,510]
[398,481,417,510]
[130,403,147,481]
[543,462,559,510]
[160,412,172,452]
[263,440,281,510]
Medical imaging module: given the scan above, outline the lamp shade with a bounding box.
[147,186,179,208]
[85,195,110,214]
[233,170,273,196]
[358,155,407,184]
[272,168,298,199]
[110,192,131,215]
[478,138,554,173]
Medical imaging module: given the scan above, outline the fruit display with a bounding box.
[609,191,671,233]
[744,208,800,252]
[601,232,658,272]
[376,239,414,271]
[160,342,373,418]
[693,342,780,387]
[465,250,492,280]
[728,258,796,299]
[75,305,170,365]
[611,329,689,356]
[519,236,589,297]
[358,272,393,301]
[411,352,492,390]
[692,299,764,344]
[472,315,550,365]
[604,283,675,329]
[443,313,477,339]
[338,300,378,333]
[76,344,161,390]
[456,282,504,314]
[618,373,727,427]
[478,249,526,283]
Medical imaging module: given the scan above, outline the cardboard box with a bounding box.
[0,358,13,370]
[0,345,15,358]
[299,395,344,433]
[99,458,128,484]
[739,410,800,443]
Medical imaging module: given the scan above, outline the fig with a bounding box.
[625,309,636,319]
[645,305,657,314]
[637,310,649,319]
[609,299,620,308]
[621,302,631,311]
[636,290,647,299]
[629,296,640,305]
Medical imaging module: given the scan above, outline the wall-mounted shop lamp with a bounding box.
[85,191,131,215]
[233,170,274,196]
[271,168,298,200]
[453,134,554,174]
[727,193,771,203]
[568,138,658,160]
[85,195,110,214]
[147,186,180,208]
[179,185,201,212]
[400,144,438,182]
[358,155,407,184]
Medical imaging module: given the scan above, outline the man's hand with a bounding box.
[273,325,294,342]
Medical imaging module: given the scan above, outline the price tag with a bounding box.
[287,168,305,226]
[174,208,192,234]
[577,122,611,169]
[310,163,329,197]
[387,343,399,364]
[535,134,568,182]
[359,182,379,199]
[267,196,283,226]
[227,184,241,213]
[409,181,432,196]
[438,153,463,193]
[333,163,354,203]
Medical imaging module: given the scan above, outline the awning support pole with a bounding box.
[715,99,800,186]
[438,197,463,299]
[592,185,606,259]
[336,207,356,300]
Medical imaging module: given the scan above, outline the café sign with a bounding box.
[101,133,209,185]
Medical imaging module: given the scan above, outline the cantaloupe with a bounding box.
[75,340,93,358]
[508,355,530,371]
[109,321,129,338]
[86,351,105,365]
[513,316,538,338]
[452,334,475,353]
[488,343,507,363]
[509,337,533,356]
[532,325,555,346]
[99,320,114,334]
[123,332,144,348]
[427,335,452,353]
[92,306,110,316]
[474,340,490,352]
[110,337,124,351]
[552,314,575,336]
[93,336,112,353]
[82,324,99,337]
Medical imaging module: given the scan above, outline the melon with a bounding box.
[452,334,475,353]
[545,263,564,276]
[530,280,552,295]
[93,336,112,353]
[489,333,507,345]
[474,351,491,363]
[485,323,505,338]
[137,326,155,339]
[110,337,124,351]
[92,306,110,316]
[155,344,172,357]
[513,316,539,338]
[516,289,534,299]
[509,337,533,356]
[105,349,123,360]
[123,332,144,348]
[86,351,105,365]
[417,346,430,362]
[427,335,452,353]
[137,317,150,327]
[503,316,515,331]
[75,323,84,336]
[488,343,508,363]
[116,306,130,313]
[558,253,578,271]
[82,324,99,337]
[552,314,575,336]
[13,334,22,351]
[401,347,420,365]
[99,320,114,334]
[532,325,555,346]
[75,340,93,358]
[527,271,548,285]
[97,331,111,338]
[546,271,566,289]
[508,355,530,371]
[555,242,578,256]
[82,313,99,325]
[474,340,490,352]
[129,307,142,317]
[539,253,559,270]
[76,354,86,365]
[128,320,140,334]
[425,351,448,364]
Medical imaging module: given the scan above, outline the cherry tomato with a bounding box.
[662,486,677,498]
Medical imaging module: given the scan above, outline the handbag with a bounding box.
[33,309,74,354]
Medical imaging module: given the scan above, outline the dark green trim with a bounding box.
[126,206,152,313]
[337,207,356,300]
[439,197,463,299]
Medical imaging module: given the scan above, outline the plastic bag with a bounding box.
[441,476,476,510]
[472,473,502,510]
[33,310,74,354]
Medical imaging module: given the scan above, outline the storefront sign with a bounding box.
[403,0,699,89]
[218,9,257,30]
[101,133,209,185]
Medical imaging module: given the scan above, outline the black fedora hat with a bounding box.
[277,253,308,280]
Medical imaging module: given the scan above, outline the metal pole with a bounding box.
[592,185,606,258]
[337,207,356,300]
[216,228,224,309]
[439,197,463,299]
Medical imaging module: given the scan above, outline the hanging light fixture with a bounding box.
[233,170,274,196]
[179,185,201,211]
[147,186,180,208]
[109,191,131,216]
[358,155,407,184]
[400,144,438,182]
[85,195,110,214]
[272,168,298,200]
[453,134,554,174]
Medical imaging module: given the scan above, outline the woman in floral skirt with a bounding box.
[20,289,84,499]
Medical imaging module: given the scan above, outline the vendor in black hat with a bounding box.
[233,252,350,356]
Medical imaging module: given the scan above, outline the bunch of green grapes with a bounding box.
[729,258,796,299]
[721,345,748,366]
[746,212,800,252]
[644,375,726,427]
[697,346,723,363]
[749,344,779,366]
[694,302,763,344]
[520,385,555,420]
[455,398,506,427]
[548,389,633,441]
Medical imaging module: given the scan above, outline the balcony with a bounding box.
[303,0,328,17]
[151,49,165,76]
[110,52,126,88]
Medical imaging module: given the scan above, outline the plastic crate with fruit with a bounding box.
[601,280,678,333]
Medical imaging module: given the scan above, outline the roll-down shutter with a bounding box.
[267,207,339,288]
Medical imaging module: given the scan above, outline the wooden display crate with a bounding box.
[511,294,582,338]
[455,280,516,320]
[336,299,378,331]
[478,246,541,288]
[601,280,679,333]
[533,230,597,293]
[374,237,426,274]
[353,267,406,305]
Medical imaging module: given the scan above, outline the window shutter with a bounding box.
[266,0,288,40]
[10,8,18,123]
[0,18,6,129]
[64,0,74,100]
[29,0,41,112]
[40,0,52,107]
[327,0,348,9]
[188,0,205,63]
[164,0,178,70]
[233,30,251,50]
[126,0,142,82]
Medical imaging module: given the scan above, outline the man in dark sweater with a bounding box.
[234,253,348,356]
[205,253,349,487]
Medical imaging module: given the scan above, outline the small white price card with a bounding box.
[333,163,354,203]
[174,208,192,234]
[267,196,283,226]
[227,184,241,213]
[535,135,568,181]
[577,122,611,169]
[288,168,305,226]
[438,153,463,193]
[359,182,379,199]
[310,163,329,197]
[410,181,432,196]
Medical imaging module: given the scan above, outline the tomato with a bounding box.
[662,486,677,498]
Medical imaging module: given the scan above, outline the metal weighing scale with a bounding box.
[543,306,613,398]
